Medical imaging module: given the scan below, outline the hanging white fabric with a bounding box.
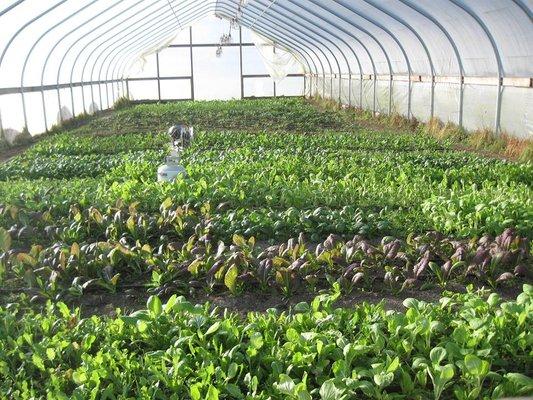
[251,31,304,83]
[126,34,177,77]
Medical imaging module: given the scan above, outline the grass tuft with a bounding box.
[309,97,533,162]
[113,96,132,110]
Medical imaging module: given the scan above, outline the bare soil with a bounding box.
[12,282,519,319]
[0,141,35,163]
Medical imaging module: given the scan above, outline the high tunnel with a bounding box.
[0,0,531,139]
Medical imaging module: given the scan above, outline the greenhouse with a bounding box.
[0,1,532,398]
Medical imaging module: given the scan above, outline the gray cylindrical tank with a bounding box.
[157,161,186,182]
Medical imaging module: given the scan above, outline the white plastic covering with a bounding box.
[0,0,531,138]
[250,31,304,82]
[127,34,177,77]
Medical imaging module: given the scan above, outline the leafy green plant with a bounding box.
[0,285,531,398]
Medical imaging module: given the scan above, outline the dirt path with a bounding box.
[0,142,35,163]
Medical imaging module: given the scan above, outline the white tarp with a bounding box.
[251,31,304,83]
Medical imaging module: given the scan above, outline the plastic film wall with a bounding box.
[0,0,532,139]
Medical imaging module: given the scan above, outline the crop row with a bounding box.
[1,285,531,398]
[27,131,169,156]
[102,97,351,134]
[0,150,164,181]
[1,125,531,236]
[0,198,529,298]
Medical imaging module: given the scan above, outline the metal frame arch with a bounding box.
[96,14,185,109]
[448,0,505,133]
[114,9,317,89]
[103,3,215,106]
[216,3,324,83]
[362,0,436,120]
[66,0,181,115]
[55,0,168,119]
[0,0,66,135]
[511,0,533,18]
[0,0,67,79]
[218,2,330,98]
[269,0,354,103]
[398,0,466,127]
[255,0,352,103]
[292,0,369,108]
[20,0,101,129]
[107,3,317,106]
[80,1,197,114]
[236,0,338,99]
[39,0,130,131]
[0,0,25,18]
[305,0,391,113]
[83,0,197,111]
[335,0,414,119]
[75,0,175,113]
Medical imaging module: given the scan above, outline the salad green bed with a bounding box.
[1,285,531,399]
[0,99,531,299]
[0,98,531,398]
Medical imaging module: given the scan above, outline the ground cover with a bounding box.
[1,285,531,399]
[0,98,531,398]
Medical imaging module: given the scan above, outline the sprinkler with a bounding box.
[157,124,194,182]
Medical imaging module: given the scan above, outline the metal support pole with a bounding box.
[156,52,162,101]
[459,76,464,127]
[448,0,504,133]
[189,26,195,101]
[348,73,351,106]
[239,27,244,99]
[0,109,4,140]
[388,75,392,115]
[273,45,277,97]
